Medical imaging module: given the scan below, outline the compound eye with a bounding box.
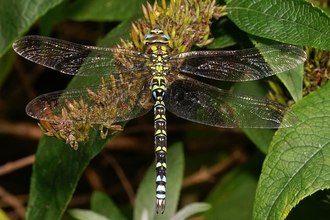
[163,34,170,40]
[144,33,152,40]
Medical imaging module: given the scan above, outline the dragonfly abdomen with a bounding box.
[154,99,167,214]
[151,66,169,214]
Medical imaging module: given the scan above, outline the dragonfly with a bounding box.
[13,28,306,213]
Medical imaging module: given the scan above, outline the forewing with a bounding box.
[165,76,297,128]
[12,36,147,76]
[172,45,306,81]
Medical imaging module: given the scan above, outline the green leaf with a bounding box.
[134,143,184,220]
[171,203,211,220]
[243,128,275,154]
[91,191,127,220]
[208,17,249,49]
[68,209,110,220]
[277,64,304,103]
[98,20,133,48]
[39,1,68,36]
[204,153,264,220]
[26,133,111,220]
[253,82,330,219]
[0,0,65,56]
[226,0,330,50]
[63,0,148,21]
[25,22,133,220]
[0,49,15,87]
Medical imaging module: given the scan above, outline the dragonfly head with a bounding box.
[144,28,170,45]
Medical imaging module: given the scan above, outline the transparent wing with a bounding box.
[13,35,148,76]
[26,77,153,124]
[165,76,297,128]
[171,44,306,81]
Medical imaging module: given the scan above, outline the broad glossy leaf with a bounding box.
[26,134,109,220]
[253,82,330,219]
[63,0,148,21]
[0,0,64,56]
[226,0,330,50]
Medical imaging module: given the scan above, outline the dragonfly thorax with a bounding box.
[144,29,172,56]
[144,29,171,101]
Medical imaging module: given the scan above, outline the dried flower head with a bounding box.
[124,0,226,53]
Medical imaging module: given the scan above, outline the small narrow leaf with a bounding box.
[68,209,110,220]
[253,82,330,219]
[170,203,211,220]
[91,191,127,220]
[276,64,304,103]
